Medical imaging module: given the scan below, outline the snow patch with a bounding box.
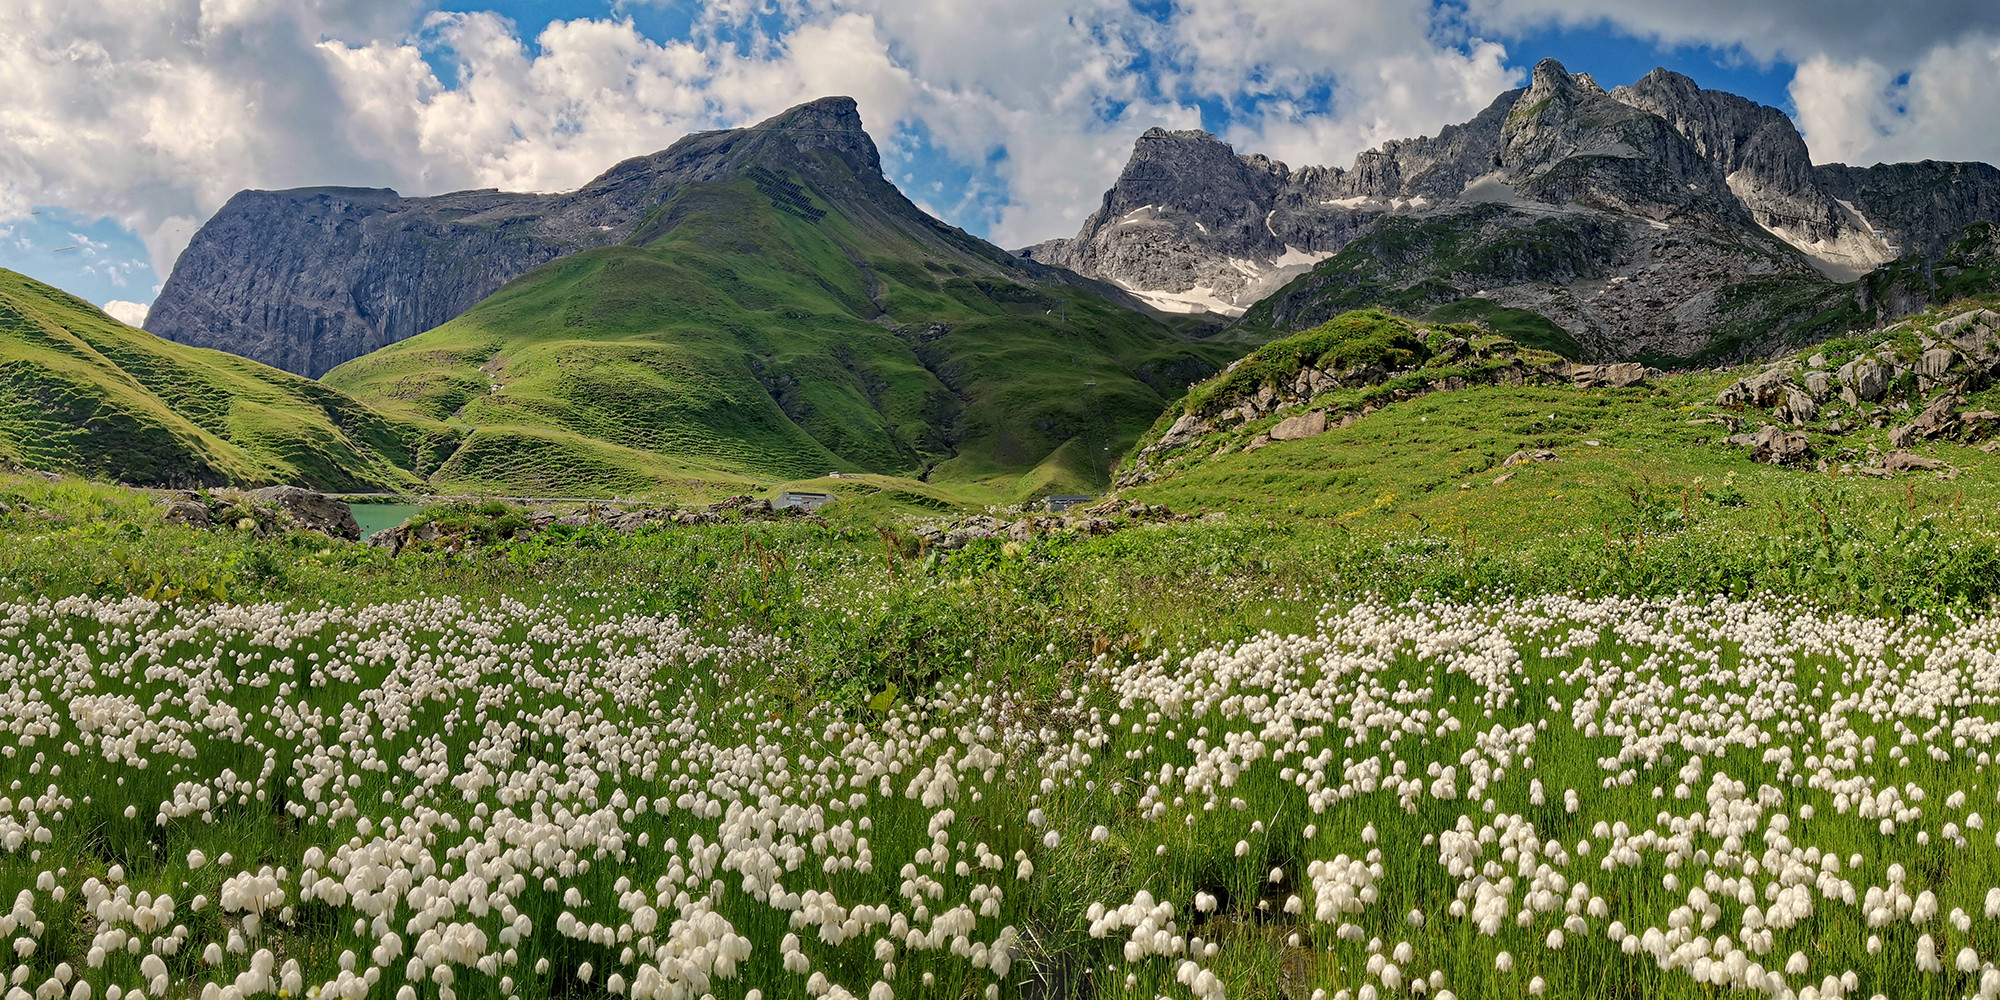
[1108,244,1331,317]
[1124,284,1247,317]
[1726,172,1896,281]
[1117,205,1158,226]
[1270,245,1332,269]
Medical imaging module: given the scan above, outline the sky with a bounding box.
[4,0,1999,326]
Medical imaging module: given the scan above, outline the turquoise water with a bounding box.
[350,503,420,538]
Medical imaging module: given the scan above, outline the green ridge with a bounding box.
[0,269,433,490]
[326,170,1238,502]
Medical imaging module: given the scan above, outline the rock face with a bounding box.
[148,98,1117,379]
[1020,89,1519,316]
[1030,59,2000,360]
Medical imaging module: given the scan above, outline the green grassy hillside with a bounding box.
[327,166,1235,503]
[1117,303,2000,548]
[0,269,438,490]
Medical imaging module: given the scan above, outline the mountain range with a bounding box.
[46,98,1237,497]
[1024,59,2000,362]
[9,62,2000,496]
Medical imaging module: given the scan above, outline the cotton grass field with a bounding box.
[6,579,2000,1000]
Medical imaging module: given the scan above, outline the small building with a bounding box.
[1045,494,1095,513]
[776,492,835,512]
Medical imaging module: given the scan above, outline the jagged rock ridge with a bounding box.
[1027,60,2000,360]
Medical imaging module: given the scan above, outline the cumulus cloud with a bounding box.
[1790,35,2000,168]
[3,0,1545,279]
[1459,0,2000,65]
[0,0,428,280]
[101,300,150,327]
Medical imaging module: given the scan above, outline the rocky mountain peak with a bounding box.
[1140,126,1223,143]
[1034,58,2000,360]
[740,95,882,176]
[147,95,900,378]
[576,96,884,199]
[771,94,865,130]
[1526,57,1579,96]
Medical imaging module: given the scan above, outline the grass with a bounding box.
[0,269,435,490]
[1114,303,2000,582]
[4,471,2000,1000]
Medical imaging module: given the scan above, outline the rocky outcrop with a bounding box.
[364,494,820,554]
[1565,362,1651,389]
[1117,325,1570,487]
[911,503,1188,551]
[1711,305,2000,472]
[1725,425,1813,467]
[157,485,360,539]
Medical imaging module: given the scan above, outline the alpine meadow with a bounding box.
[13,13,2000,1000]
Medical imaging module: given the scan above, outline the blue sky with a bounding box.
[0,0,1918,317]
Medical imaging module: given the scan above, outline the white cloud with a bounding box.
[11,0,1999,292]
[0,0,425,284]
[1459,0,2000,65]
[2,0,1544,275]
[101,300,149,327]
[1790,35,2000,168]
[1218,41,1520,181]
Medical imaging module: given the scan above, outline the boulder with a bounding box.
[1501,449,1559,468]
[1934,308,2000,342]
[223,486,361,540]
[1939,310,2000,359]
[1774,386,1819,426]
[1716,368,1791,408]
[1570,362,1647,389]
[1152,412,1208,452]
[160,499,212,530]
[1881,451,1946,472]
[1803,371,1833,401]
[1269,410,1329,441]
[1888,394,1958,448]
[1917,347,1959,378]
[1960,410,2000,442]
[1838,360,1892,403]
[1742,425,1811,466]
